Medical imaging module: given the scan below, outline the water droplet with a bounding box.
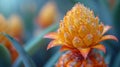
[97,30,101,35]
[92,23,96,27]
[87,19,90,23]
[81,26,85,31]
[87,34,93,40]
[64,33,68,38]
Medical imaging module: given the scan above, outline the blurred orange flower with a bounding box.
[37,2,57,28]
[45,3,118,59]
[0,14,23,62]
[8,15,23,42]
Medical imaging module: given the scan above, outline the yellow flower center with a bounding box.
[57,4,103,48]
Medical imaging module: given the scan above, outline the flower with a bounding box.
[37,2,57,28]
[56,51,106,67]
[8,14,23,41]
[0,14,23,62]
[0,14,8,33]
[0,14,10,46]
[44,3,118,59]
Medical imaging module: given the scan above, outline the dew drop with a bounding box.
[87,34,93,40]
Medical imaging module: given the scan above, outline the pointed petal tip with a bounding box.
[44,33,51,38]
[46,40,57,50]
[92,44,106,53]
[107,35,118,42]
[47,40,62,50]
[47,42,53,50]
[99,35,118,43]
[114,36,118,42]
[79,48,90,59]
[102,25,112,35]
[44,35,48,38]
[44,32,58,39]
[44,34,51,38]
[83,54,88,59]
[47,46,51,50]
[114,36,119,42]
[106,25,112,29]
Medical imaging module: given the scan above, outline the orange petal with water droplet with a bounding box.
[78,48,91,59]
[99,35,118,43]
[60,45,74,52]
[83,34,93,47]
[102,26,111,35]
[44,32,58,39]
[92,44,106,53]
[72,37,84,48]
[47,40,62,50]
[79,25,89,38]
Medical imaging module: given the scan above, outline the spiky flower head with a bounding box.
[45,3,118,59]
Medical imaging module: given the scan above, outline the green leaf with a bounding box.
[112,51,120,67]
[0,44,11,67]
[3,33,36,67]
[24,23,58,55]
[13,23,58,67]
[44,52,62,67]
[113,0,120,35]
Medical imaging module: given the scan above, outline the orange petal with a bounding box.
[78,48,91,59]
[102,26,111,35]
[60,45,74,52]
[98,35,118,43]
[47,40,62,50]
[44,32,58,39]
[83,34,93,47]
[92,44,106,53]
[72,36,84,48]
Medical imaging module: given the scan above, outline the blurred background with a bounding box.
[0,0,120,67]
